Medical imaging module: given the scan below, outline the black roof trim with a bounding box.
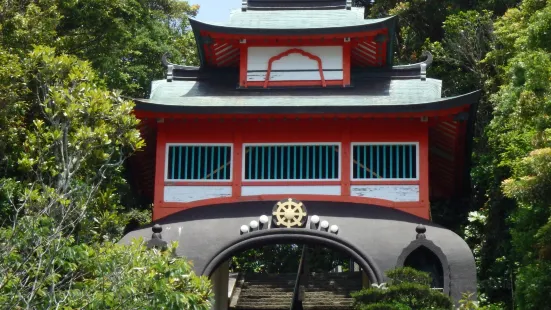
[161,51,433,81]
[188,15,397,36]
[392,51,433,71]
[134,90,481,115]
[246,0,347,10]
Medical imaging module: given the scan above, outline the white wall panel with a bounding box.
[247,71,343,82]
[241,185,341,196]
[350,185,419,202]
[247,46,343,82]
[164,186,232,203]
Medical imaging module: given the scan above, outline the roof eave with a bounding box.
[133,90,481,115]
[188,15,397,36]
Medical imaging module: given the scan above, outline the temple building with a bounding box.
[120,1,479,309]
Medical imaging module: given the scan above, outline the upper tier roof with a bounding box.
[189,8,395,34]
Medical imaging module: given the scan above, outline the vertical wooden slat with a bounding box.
[170,146,175,179]
[293,146,297,179]
[274,146,278,179]
[363,145,371,179]
[376,145,380,179]
[209,146,214,180]
[261,146,265,180]
[313,146,317,179]
[370,145,373,179]
[356,146,361,179]
[306,146,310,179]
[318,145,323,179]
[191,146,195,179]
[224,146,228,179]
[325,145,329,179]
[409,145,413,179]
[383,145,386,178]
[300,146,303,179]
[204,146,208,179]
[402,145,406,179]
[255,146,259,180]
[287,146,291,179]
[218,146,222,180]
[332,146,336,179]
[184,146,189,180]
[280,146,284,179]
[178,146,182,179]
[390,145,393,179]
[268,146,271,180]
[396,145,400,179]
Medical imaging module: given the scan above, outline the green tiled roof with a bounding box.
[189,9,395,33]
[131,77,480,115]
[227,8,376,29]
[146,78,442,107]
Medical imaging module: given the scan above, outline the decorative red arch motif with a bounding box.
[264,48,326,88]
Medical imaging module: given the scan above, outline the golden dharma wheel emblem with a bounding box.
[272,198,307,228]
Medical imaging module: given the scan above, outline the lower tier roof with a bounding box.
[132,78,482,115]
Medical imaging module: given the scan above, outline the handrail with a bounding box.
[291,245,307,310]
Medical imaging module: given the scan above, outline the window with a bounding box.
[166,144,232,181]
[352,143,418,180]
[243,144,340,180]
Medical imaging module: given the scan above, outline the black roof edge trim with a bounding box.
[392,51,433,70]
[188,15,397,36]
[133,90,481,114]
[161,53,200,70]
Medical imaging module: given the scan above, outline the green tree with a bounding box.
[351,267,453,310]
[0,0,199,97]
[0,46,212,308]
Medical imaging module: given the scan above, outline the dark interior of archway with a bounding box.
[403,246,444,289]
[226,242,363,310]
[230,242,351,274]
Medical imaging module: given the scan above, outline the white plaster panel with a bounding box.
[247,46,343,82]
[241,185,341,196]
[350,185,419,202]
[247,71,343,81]
[164,186,232,203]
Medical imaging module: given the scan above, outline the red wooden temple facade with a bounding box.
[122,1,479,307]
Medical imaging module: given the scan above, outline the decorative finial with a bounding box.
[147,224,168,250]
[416,224,427,239]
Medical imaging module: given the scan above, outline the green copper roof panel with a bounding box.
[189,10,395,33]
[228,8,370,29]
[132,78,471,115]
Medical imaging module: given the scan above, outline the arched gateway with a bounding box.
[120,0,479,308]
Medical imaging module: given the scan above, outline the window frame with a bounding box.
[350,142,420,181]
[241,142,342,182]
[164,143,234,182]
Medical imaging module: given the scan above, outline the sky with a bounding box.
[191,0,241,23]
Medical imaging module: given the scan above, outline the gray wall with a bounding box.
[119,200,476,301]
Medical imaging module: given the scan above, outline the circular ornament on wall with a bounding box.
[272,198,307,228]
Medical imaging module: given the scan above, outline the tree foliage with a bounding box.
[351,267,453,310]
[0,0,211,306]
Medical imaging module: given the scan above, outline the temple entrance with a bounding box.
[210,242,369,310]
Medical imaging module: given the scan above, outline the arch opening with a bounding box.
[202,229,382,283]
[403,246,444,290]
[204,230,382,310]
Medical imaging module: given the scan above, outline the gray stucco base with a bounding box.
[119,200,477,302]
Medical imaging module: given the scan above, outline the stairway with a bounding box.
[231,272,362,310]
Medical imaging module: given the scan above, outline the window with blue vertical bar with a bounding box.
[166,144,232,180]
[352,143,418,180]
[243,144,340,180]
